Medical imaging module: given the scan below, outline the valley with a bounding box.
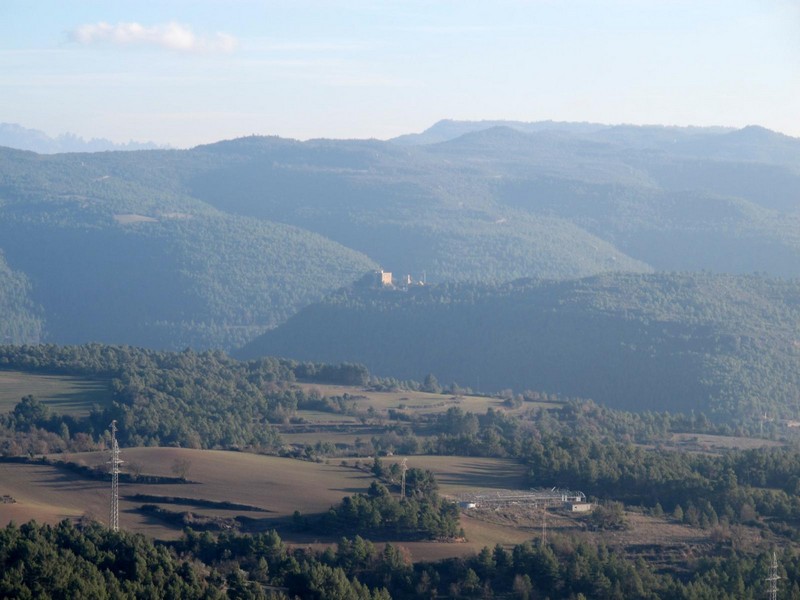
[2,121,800,598]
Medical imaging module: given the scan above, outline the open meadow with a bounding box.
[295,383,555,417]
[667,432,785,452]
[281,383,559,452]
[379,455,529,495]
[0,370,110,417]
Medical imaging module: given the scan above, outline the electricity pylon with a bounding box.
[766,551,780,600]
[108,420,123,532]
[400,458,408,499]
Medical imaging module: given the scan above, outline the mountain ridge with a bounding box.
[2,120,799,350]
[237,271,800,421]
[0,122,164,154]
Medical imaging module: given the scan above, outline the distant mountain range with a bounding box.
[0,123,163,154]
[1,119,799,356]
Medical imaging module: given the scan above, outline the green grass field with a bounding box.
[0,370,111,417]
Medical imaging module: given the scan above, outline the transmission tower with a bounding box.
[541,505,547,545]
[400,458,408,499]
[108,420,123,532]
[766,551,780,600]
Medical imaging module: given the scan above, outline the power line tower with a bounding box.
[400,458,408,500]
[766,551,780,600]
[108,420,123,532]
[541,505,547,545]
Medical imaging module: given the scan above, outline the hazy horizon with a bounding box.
[5,117,795,154]
[2,1,798,147]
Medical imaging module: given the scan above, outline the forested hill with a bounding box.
[0,251,43,344]
[185,123,800,280]
[238,272,800,422]
[0,147,376,350]
[1,120,800,350]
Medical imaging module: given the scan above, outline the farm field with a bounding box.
[379,455,529,495]
[0,360,788,569]
[295,383,557,416]
[0,449,538,559]
[278,384,557,454]
[667,432,785,451]
[0,450,372,540]
[1,447,756,562]
[634,432,787,456]
[279,425,383,448]
[0,369,111,416]
[288,410,360,424]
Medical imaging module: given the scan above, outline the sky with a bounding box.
[1,0,798,147]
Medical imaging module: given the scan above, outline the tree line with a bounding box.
[4,519,800,599]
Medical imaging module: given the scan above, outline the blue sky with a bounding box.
[1,0,798,147]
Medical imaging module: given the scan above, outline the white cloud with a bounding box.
[70,22,236,53]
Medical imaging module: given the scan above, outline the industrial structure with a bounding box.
[399,457,408,499]
[108,420,123,532]
[456,488,591,512]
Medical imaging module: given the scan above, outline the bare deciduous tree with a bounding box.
[127,461,143,481]
[171,457,192,480]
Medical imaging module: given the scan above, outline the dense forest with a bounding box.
[0,252,42,345]
[0,146,376,350]
[0,344,365,452]
[316,473,460,541]
[2,121,799,350]
[5,519,800,599]
[238,271,800,422]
